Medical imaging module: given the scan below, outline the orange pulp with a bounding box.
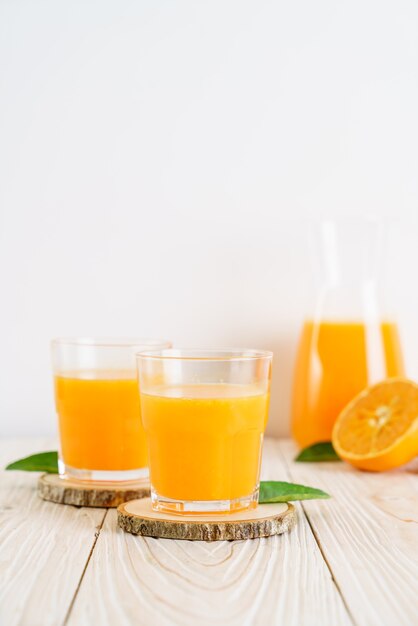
[333,378,418,471]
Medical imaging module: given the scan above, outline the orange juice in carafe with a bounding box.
[291,219,404,448]
[291,320,404,447]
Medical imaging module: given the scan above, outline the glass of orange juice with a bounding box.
[291,218,404,448]
[136,349,273,514]
[52,338,171,482]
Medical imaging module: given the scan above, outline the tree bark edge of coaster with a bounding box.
[37,473,150,508]
[117,498,297,541]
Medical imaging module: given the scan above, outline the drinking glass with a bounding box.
[52,338,171,482]
[137,349,273,513]
[291,218,404,448]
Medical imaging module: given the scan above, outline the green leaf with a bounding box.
[5,451,59,473]
[294,441,341,463]
[259,480,330,503]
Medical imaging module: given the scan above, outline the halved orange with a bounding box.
[332,378,418,471]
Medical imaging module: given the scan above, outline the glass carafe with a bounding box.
[291,218,404,448]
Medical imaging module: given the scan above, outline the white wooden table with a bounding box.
[1,438,418,626]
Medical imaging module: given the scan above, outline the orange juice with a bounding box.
[140,384,269,502]
[55,370,146,471]
[291,321,404,448]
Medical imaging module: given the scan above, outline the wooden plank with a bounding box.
[280,439,418,626]
[0,439,106,626]
[68,439,352,626]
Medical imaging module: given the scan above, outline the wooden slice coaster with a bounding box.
[117,498,296,541]
[38,474,150,508]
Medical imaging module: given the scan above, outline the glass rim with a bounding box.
[136,348,273,362]
[51,337,172,349]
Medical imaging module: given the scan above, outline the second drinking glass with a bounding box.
[52,338,171,482]
[137,349,273,514]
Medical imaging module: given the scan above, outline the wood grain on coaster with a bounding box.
[38,473,150,507]
[117,497,297,541]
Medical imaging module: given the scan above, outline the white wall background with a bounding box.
[1,0,418,438]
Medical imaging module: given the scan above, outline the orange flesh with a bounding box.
[55,371,147,471]
[334,379,418,450]
[333,379,418,471]
[291,321,404,448]
[140,384,269,501]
